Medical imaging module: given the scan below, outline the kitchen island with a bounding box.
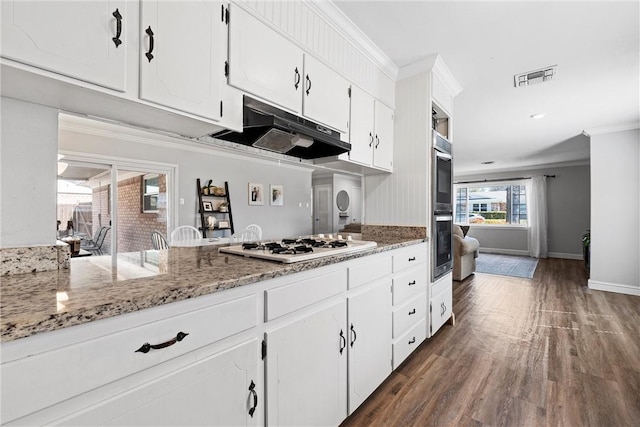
[1,235,430,427]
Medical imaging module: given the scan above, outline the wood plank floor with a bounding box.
[342,258,640,426]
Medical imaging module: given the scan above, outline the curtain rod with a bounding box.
[454,175,556,185]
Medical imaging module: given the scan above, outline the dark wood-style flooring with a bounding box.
[342,258,640,426]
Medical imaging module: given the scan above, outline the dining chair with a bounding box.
[241,224,263,242]
[84,226,111,255]
[80,226,105,250]
[170,225,202,243]
[151,231,170,250]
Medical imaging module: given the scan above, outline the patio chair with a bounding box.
[84,226,111,255]
[80,226,105,250]
[151,231,170,250]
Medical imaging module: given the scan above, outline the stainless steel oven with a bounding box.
[433,130,453,213]
[432,214,453,280]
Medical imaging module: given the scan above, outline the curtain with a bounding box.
[528,176,548,258]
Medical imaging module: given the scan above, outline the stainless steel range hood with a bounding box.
[211,96,350,159]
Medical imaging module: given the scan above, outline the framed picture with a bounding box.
[270,184,284,206]
[202,201,214,212]
[248,183,264,205]
[218,220,229,229]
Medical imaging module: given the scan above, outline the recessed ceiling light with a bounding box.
[530,113,545,119]
[481,161,495,165]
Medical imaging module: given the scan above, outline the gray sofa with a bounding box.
[453,225,480,281]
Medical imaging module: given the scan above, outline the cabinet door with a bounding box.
[347,86,375,165]
[373,100,394,171]
[430,282,453,336]
[265,301,348,426]
[347,281,392,414]
[56,340,260,426]
[1,0,127,91]
[227,5,302,113]
[140,0,224,120]
[302,55,350,133]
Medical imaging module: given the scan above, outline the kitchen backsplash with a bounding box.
[362,225,427,241]
[1,243,70,276]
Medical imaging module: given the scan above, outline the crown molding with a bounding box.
[398,54,463,97]
[582,121,640,137]
[307,0,399,80]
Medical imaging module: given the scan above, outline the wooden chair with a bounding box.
[151,231,169,249]
[170,225,202,243]
[84,226,111,255]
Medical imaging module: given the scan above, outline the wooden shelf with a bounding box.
[197,179,234,238]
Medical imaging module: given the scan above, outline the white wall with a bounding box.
[455,164,591,258]
[58,117,315,241]
[589,128,640,295]
[0,97,58,248]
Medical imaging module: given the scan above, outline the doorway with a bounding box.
[313,184,332,235]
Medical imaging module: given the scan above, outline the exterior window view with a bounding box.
[454,184,527,225]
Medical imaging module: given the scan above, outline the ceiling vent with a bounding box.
[514,65,557,87]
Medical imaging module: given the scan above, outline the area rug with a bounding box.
[475,253,539,279]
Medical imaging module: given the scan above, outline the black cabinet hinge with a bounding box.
[220,101,223,117]
[348,87,351,98]
[261,340,267,360]
[224,61,229,77]
[225,6,229,24]
[429,303,432,313]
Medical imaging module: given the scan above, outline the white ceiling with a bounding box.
[333,0,640,176]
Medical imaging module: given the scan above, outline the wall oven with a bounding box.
[433,130,453,213]
[432,214,453,280]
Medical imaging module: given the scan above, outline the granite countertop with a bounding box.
[0,238,425,343]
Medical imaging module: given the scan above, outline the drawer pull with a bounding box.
[248,380,258,417]
[294,67,301,90]
[350,323,357,347]
[408,337,416,345]
[408,308,416,315]
[339,329,346,354]
[145,26,155,62]
[112,8,123,48]
[135,331,189,353]
[408,256,416,262]
[408,280,416,286]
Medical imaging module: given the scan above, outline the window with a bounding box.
[454,181,528,226]
[142,174,159,213]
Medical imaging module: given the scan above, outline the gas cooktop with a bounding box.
[218,236,377,263]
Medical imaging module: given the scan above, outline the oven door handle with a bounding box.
[434,214,453,221]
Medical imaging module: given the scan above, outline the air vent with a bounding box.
[514,65,557,87]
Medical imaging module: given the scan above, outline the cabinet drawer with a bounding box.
[392,291,426,338]
[1,295,258,424]
[348,254,392,289]
[392,244,427,272]
[431,272,452,297]
[392,266,427,305]
[392,318,426,369]
[265,269,347,321]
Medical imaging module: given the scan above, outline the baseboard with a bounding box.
[588,279,640,296]
[548,252,583,260]
[480,247,529,256]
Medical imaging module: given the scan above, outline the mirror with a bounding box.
[336,190,350,212]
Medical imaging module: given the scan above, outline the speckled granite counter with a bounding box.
[1,238,426,343]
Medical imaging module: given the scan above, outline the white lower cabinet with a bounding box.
[55,339,260,426]
[347,281,392,413]
[430,272,453,337]
[265,300,348,427]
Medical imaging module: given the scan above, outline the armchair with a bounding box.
[453,224,480,281]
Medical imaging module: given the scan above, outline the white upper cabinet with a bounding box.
[140,0,225,121]
[227,5,350,134]
[227,4,303,114]
[347,86,394,171]
[302,55,350,134]
[1,0,127,91]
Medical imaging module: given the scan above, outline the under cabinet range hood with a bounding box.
[211,96,350,159]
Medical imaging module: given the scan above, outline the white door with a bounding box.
[140,0,224,120]
[314,184,332,234]
[56,340,260,426]
[227,4,302,113]
[347,281,392,413]
[348,86,375,165]
[265,301,348,427]
[1,0,127,91]
[302,55,351,133]
[373,100,394,171]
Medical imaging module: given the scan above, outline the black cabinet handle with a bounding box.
[408,256,416,262]
[135,331,188,353]
[294,67,301,90]
[112,9,122,48]
[408,337,416,345]
[408,280,416,286]
[248,380,258,417]
[145,26,155,62]
[441,302,446,316]
[350,323,357,347]
[408,308,416,315]
[369,132,373,147]
[339,329,346,354]
[305,74,311,95]
[375,135,380,148]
